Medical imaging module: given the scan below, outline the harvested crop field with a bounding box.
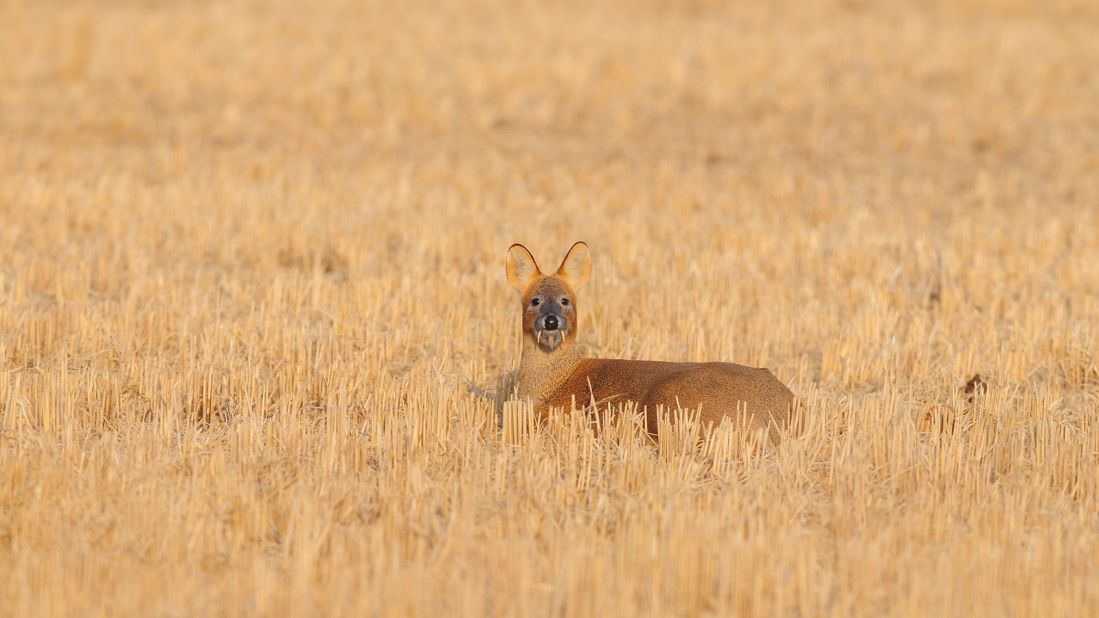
[1,0,1098,616]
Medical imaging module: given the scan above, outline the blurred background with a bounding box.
[2,1,1098,615]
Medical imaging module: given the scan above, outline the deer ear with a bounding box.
[506,243,542,292]
[555,241,591,289]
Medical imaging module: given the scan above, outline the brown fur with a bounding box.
[507,241,799,439]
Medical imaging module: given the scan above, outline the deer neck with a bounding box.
[516,337,583,405]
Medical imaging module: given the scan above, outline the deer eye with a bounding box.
[530,298,540,307]
[561,298,569,306]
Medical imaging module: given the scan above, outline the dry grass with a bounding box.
[2,0,1099,616]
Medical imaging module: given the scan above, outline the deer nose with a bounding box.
[543,315,559,331]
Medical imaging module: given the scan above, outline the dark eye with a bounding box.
[531,298,540,306]
[561,298,570,305]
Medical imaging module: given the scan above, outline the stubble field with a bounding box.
[2,1,1098,616]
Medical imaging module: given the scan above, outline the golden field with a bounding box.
[1,0,1098,615]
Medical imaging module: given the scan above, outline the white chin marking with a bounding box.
[535,330,564,350]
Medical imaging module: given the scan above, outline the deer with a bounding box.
[505,241,798,439]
